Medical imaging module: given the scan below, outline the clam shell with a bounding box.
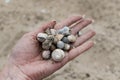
[67,35,76,42]
[42,40,52,50]
[57,41,65,49]
[62,37,70,43]
[42,50,51,59]
[52,49,65,61]
[37,33,48,42]
[64,44,71,51]
[50,29,57,35]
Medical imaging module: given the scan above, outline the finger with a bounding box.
[73,30,96,47]
[71,19,93,35]
[54,16,83,29]
[68,41,94,61]
[33,21,56,34]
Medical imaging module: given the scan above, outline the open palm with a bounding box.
[9,16,95,80]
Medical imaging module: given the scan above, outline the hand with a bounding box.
[0,16,96,80]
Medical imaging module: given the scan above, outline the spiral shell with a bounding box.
[57,41,65,49]
[37,33,48,42]
[42,50,51,59]
[78,31,82,36]
[50,29,57,35]
[64,44,71,51]
[57,26,70,36]
[42,40,52,50]
[55,34,64,41]
[67,35,76,42]
[62,37,70,43]
[52,49,65,61]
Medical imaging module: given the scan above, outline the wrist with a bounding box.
[0,63,31,80]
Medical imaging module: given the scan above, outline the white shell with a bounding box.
[78,31,82,36]
[55,34,64,41]
[37,33,48,42]
[64,44,71,51]
[42,50,51,59]
[50,29,57,35]
[58,26,70,35]
[67,35,76,42]
[57,41,65,49]
[52,49,65,61]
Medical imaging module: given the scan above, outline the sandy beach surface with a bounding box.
[0,0,120,80]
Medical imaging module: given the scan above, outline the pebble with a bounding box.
[37,33,48,42]
[57,41,65,49]
[52,49,65,61]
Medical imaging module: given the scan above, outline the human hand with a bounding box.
[0,16,96,80]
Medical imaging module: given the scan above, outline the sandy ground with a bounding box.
[0,0,120,80]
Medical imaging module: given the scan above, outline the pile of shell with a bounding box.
[37,26,78,62]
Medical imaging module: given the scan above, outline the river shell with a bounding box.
[52,49,65,61]
[42,40,52,50]
[64,44,71,51]
[67,35,76,42]
[37,33,48,42]
[62,37,70,43]
[57,41,65,49]
[42,50,51,59]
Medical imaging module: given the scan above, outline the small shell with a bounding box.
[45,28,51,35]
[53,37,58,44]
[50,29,57,35]
[62,37,70,43]
[64,44,71,51]
[42,50,51,59]
[52,49,65,61]
[47,35,54,41]
[78,31,82,36]
[67,35,76,42]
[50,44,56,51]
[37,33,48,42]
[57,26,70,36]
[57,41,65,49]
[55,34,64,41]
[42,40,52,50]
